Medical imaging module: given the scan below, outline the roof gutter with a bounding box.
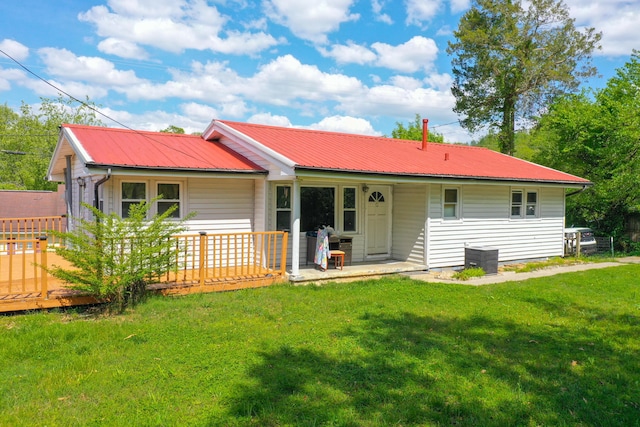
[94,168,111,211]
[566,184,589,197]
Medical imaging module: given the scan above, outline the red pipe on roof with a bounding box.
[422,118,429,151]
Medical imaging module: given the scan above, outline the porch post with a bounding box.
[290,179,301,278]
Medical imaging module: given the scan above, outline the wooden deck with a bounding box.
[0,231,289,313]
[0,252,287,313]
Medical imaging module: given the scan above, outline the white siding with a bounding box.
[184,178,255,234]
[427,184,565,268]
[392,184,427,264]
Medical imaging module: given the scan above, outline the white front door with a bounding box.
[366,186,390,256]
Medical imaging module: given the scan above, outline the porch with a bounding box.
[290,259,427,283]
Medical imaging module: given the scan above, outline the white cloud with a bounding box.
[449,0,470,14]
[38,48,144,87]
[319,36,439,73]
[79,1,280,56]
[318,41,377,65]
[389,75,423,90]
[179,102,220,122]
[0,39,29,61]
[405,0,442,26]
[106,0,185,18]
[97,38,149,59]
[569,0,640,57]
[423,72,453,91]
[338,84,456,124]
[263,0,359,44]
[372,36,438,73]
[372,0,393,24]
[246,55,365,104]
[309,115,382,135]
[99,105,208,134]
[0,68,27,92]
[247,113,293,127]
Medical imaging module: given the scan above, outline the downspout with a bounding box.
[94,168,112,211]
[422,118,429,151]
[64,156,73,231]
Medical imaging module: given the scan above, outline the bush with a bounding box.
[48,200,193,313]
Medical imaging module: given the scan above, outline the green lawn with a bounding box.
[1,265,639,426]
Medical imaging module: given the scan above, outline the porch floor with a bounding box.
[289,259,427,283]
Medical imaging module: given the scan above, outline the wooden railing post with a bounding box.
[199,232,207,287]
[39,236,49,300]
[280,231,289,277]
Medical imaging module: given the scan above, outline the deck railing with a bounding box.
[0,216,66,248]
[1,230,289,310]
[0,237,49,299]
[165,231,289,285]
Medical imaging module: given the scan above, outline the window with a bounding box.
[511,190,523,217]
[511,189,538,218]
[301,187,335,232]
[443,188,459,219]
[122,182,146,218]
[157,183,180,218]
[526,191,538,217]
[343,187,356,232]
[276,185,291,231]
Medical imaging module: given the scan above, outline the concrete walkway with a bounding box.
[405,257,640,286]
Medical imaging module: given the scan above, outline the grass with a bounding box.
[501,255,615,273]
[1,265,639,426]
[452,266,485,280]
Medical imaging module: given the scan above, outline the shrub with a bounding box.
[48,200,193,313]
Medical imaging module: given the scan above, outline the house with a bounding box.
[0,185,68,240]
[47,120,591,280]
[0,185,66,219]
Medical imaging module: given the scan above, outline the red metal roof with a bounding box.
[64,124,264,172]
[214,120,590,184]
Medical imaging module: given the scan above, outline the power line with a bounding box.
[0,48,208,165]
[431,121,460,129]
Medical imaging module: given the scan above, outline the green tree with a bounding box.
[472,130,538,160]
[533,53,640,240]
[390,114,445,142]
[48,200,194,313]
[447,0,601,155]
[160,125,185,134]
[0,96,103,190]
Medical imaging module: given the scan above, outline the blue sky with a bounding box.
[0,0,638,143]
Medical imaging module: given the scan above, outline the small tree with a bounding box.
[390,114,445,142]
[48,200,193,313]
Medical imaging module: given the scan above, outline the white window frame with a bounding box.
[342,186,357,233]
[121,181,147,219]
[275,185,292,232]
[119,179,185,219]
[443,187,460,220]
[511,188,539,219]
[156,182,182,219]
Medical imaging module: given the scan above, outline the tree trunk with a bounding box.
[499,96,516,155]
